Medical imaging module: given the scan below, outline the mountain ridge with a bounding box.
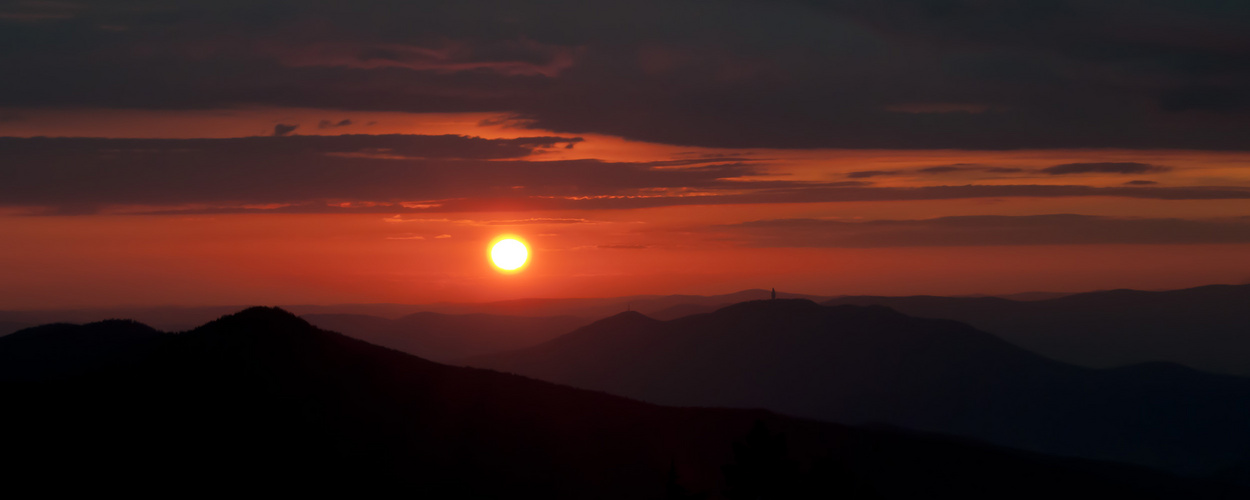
[469,299,1250,476]
[4,305,1241,498]
[824,283,1250,374]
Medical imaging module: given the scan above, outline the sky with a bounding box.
[3,0,1250,308]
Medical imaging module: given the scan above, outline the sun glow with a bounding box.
[490,237,529,272]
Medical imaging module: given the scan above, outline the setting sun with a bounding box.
[490,237,529,272]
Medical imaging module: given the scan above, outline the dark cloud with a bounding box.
[719,215,1250,247]
[884,103,990,114]
[0,134,747,213]
[0,134,581,160]
[0,1,81,21]
[847,170,901,178]
[917,164,1023,175]
[318,119,353,129]
[846,165,1027,179]
[0,1,1247,149]
[1159,86,1247,113]
[917,165,964,174]
[2,135,1247,215]
[130,184,1250,215]
[272,123,299,137]
[1042,162,1172,175]
[1125,180,1159,186]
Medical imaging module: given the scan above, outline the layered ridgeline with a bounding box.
[302,312,587,362]
[825,284,1250,376]
[0,289,822,339]
[411,289,833,319]
[469,300,1250,477]
[0,321,30,337]
[1,308,1234,499]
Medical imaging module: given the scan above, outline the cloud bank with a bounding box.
[1,135,1247,214]
[1,0,1248,149]
[721,215,1250,247]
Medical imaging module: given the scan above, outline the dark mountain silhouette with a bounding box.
[0,320,164,380]
[824,283,1250,375]
[0,320,30,337]
[0,290,824,333]
[418,289,833,319]
[643,291,1065,322]
[977,291,1073,301]
[0,305,259,332]
[3,307,1236,498]
[470,299,1250,476]
[301,312,587,362]
[0,304,435,333]
[651,302,730,321]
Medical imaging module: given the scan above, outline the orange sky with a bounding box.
[2,108,1250,308]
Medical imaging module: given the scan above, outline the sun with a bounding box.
[490,237,529,272]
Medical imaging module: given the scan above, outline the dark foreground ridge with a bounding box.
[471,299,1250,477]
[301,311,587,362]
[1,307,1242,498]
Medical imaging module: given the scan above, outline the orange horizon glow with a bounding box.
[2,108,1249,309]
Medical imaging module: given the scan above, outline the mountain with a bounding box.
[989,291,1074,301]
[0,320,164,380]
[2,307,1234,498]
[301,312,587,362]
[470,299,1250,476]
[419,289,833,319]
[0,305,261,333]
[643,291,1066,322]
[650,302,729,320]
[0,290,826,332]
[0,320,29,337]
[824,283,1250,375]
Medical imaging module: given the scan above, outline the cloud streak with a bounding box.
[2,135,1246,215]
[719,215,1250,247]
[1042,162,1172,175]
[0,134,746,213]
[124,184,1250,215]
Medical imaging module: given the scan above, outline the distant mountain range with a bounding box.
[0,290,825,333]
[825,284,1250,375]
[301,312,587,362]
[469,299,1250,476]
[0,288,1075,335]
[5,283,1246,377]
[2,308,1238,498]
[410,289,835,318]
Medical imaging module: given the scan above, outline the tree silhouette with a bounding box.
[722,420,800,499]
[665,461,707,499]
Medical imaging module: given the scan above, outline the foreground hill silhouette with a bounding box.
[302,312,587,362]
[0,320,164,380]
[470,300,1250,476]
[825,283,1250,375]
[0,320,29,337]
[2,308,1236,498]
